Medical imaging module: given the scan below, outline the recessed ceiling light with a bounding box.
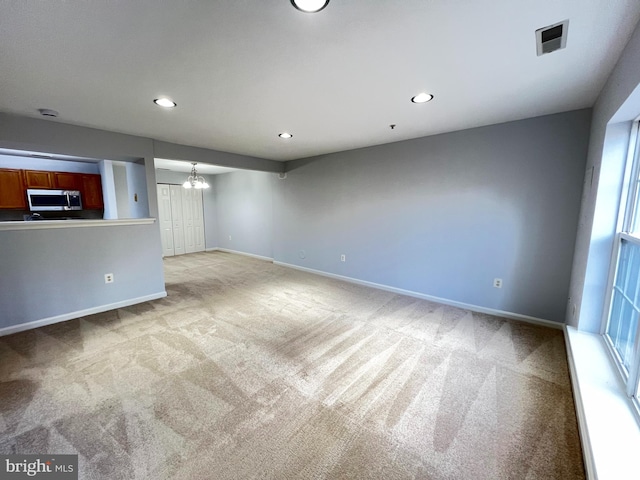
[154,97,177,108]
[411,93,434,104]
[290,0,329,13]
[278,132,293,139]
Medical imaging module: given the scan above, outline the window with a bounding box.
[604,121,640,415]
[607,237,640,372]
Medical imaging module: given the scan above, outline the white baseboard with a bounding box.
[211,248,274,262]
[564,326,596,479]
[273,261,561,329]
[0,292,167,337]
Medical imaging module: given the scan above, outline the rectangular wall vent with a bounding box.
[536,20,569,56]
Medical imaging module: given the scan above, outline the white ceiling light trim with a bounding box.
[279,132,293,139]
[154,97,177,108]
[411,93,434,104]
[183,163,210,189]
[290,0,329,13]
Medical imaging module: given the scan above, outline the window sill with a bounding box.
[565,326,640,479]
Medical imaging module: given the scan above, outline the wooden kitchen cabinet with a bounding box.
[53,172,81,190]
[24,170,54,188]
[81,174,104,209]
[0,168,104,210]
[0,169,27,208]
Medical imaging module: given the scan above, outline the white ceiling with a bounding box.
[1,1,639,162]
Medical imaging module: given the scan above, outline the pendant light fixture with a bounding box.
[290,0,329,13]
[183,163,209,189]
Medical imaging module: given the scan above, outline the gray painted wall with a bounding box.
[0,112,284,222]
[113,163,131,218]
[0,155,100,173]
[0,106,592,330]
[0,113,285,332]
[0,223,165,329]
[153,170,192,184]
[99,160,118,219]
[126,162,151,219]
[214,171,274,258]
[0,113,161,217]
[0,113,154,162]
[271,110,591,323]
[568,19,640,331]
[0,116,166,332]
[154,141,283,174]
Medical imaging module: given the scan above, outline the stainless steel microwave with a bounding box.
[27,189,82,211]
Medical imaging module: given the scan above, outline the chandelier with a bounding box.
[182,163,209,189]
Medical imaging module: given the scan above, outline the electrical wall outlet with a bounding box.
[228,235,232,241]
[340,254,346,262]
[493,278,502,288]
[105,273,114,284]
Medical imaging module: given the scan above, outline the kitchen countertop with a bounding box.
[0,218,156,231]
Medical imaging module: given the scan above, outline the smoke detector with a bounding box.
[38,108,59,117]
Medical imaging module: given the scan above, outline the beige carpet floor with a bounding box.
[0,251,584,479]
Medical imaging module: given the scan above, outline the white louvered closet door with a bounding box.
[157,184,175,257]
[182,188,196,254]
[192,190,205,252]
[156,184,206,257]
[182,188,205,254]
[169,185,186,255]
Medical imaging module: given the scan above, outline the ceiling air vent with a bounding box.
[536,20,569,56]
